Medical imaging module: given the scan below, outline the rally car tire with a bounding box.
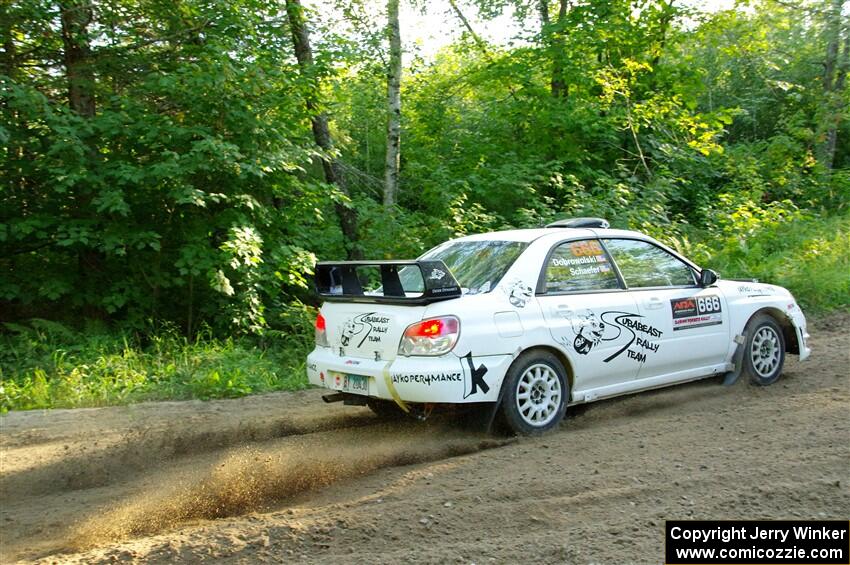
[742,314,786,386]
[498,350,568,435]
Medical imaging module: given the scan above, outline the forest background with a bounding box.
[1,0,848,409]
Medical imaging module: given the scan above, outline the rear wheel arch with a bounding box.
[747,307,800,355]
[510,345,575,401]
[497,347,570,434]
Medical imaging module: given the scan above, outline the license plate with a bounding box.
[329,372,368,393]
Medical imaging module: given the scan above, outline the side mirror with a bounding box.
[699,269,719,287]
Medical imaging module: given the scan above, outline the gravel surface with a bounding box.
[1,314,848,564]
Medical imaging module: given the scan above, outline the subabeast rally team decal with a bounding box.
[566,309,663,364]
[671,295,723,331]
[570,310,607,354]
[611,314,662,363]
[340,312,390,347]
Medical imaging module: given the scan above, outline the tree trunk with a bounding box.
[648,0,675,92]
[539,0,569,99]
[824,28,849,167]
[449,0,487,52]
[1,5,16,80]
[820,0,849,170]
[60,1,96,117]
[60,1,107,319]
[821,0,843,94]
[285,0,361,259]
[383,0,402,209]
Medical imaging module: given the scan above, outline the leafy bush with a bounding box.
[678,208,850,313]
[0,319,313,412]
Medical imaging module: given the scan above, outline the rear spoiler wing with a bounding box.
[315,260,462,305]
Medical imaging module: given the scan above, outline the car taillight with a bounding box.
[315,312,329,347]
[399,316,460,356]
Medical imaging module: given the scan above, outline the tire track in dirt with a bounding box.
[0,409,380,499]
[70,424,510,549]
[1,411,511,562]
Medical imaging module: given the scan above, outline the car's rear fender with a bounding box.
[307,346,514,404]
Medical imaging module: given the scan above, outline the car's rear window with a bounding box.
[414,240,528,295]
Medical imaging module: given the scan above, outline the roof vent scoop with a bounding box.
[546,217,610,229]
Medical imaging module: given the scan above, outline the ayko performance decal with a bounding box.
[568,310,663,364]
[389,352,489,400]
[671,295,723,331]
[391,372,462,385]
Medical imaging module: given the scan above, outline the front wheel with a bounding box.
[743,314,786,386]
[498,351,568,435]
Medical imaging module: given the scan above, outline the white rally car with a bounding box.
[306,218,811,434]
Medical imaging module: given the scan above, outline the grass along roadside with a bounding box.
[0,321,312,412]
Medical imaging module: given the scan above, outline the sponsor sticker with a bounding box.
[671,295,723,331]
[391,372,462,385]
[428,268,446,280]
[737,284,775,296]
[570,240,604,257]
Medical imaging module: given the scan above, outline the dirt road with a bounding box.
[2,315,848,564]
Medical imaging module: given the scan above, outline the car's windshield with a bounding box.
[399,240,527,295]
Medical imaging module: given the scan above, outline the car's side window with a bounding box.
[603,239,696,288]
[544,239,621,293]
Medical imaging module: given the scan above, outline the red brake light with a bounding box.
[405,317,458,338]
[400,316,460,356]
[315,312,329,347]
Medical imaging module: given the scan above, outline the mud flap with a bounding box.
[722,334,747,386]
[382,361,410,413]
[484,383,509,433]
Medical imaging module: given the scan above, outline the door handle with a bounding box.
[554,304,574,318]
[644,297,664,310]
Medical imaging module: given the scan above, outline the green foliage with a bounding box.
[1,0,327,332]
[680,210,850,313]
[1,0,849,411]
[0,319,312,412]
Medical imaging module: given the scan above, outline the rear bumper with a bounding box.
[306,347,513,404]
